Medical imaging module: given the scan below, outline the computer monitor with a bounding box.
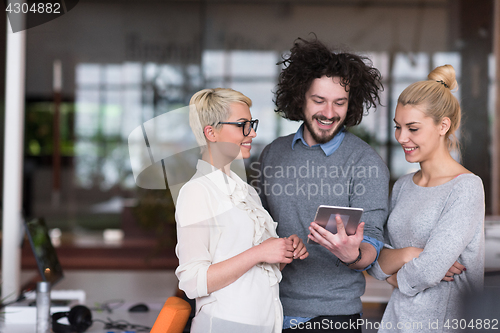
[24,218,64,287]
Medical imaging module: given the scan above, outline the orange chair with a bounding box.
[150,296,192,333]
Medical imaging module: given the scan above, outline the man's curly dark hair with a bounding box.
[274,38,383,127]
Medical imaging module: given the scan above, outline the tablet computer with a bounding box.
[308,205,363,243]
[24,218,64,287]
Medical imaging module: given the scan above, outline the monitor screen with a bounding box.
[24,218,64,285]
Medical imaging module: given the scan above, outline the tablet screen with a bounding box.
[308,205,363,244]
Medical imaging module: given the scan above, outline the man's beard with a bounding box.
[304,115,344,144]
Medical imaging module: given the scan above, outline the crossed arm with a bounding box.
[306,215,466,281]
[378,247,466,288]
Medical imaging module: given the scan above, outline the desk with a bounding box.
[2,309,162,333]
[1,269,393,332]
[1,270,179,333]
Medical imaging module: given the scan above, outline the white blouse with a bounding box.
[175,159,283,333]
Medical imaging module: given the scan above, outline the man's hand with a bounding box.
[308,215,364,263]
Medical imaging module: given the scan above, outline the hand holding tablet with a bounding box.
[307,205,364,244]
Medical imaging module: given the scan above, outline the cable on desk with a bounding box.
[91,299,125,313]
[93,318,151,332]
[0,293,27,309]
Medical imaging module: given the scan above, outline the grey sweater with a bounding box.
[256,132,389,318]
[369,172,485,332]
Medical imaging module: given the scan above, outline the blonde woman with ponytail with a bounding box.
[369,65,485,332]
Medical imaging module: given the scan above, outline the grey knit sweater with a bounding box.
[369,172,485,332]
[256,132,390,318]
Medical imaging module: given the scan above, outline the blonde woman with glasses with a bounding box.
[175,88,308,333]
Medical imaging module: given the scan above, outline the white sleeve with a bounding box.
[175,181,219,299]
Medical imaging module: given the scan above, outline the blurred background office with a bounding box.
[0,0,499,273]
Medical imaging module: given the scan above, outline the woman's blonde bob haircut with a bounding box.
[189,88,252,149]
[397,64,461,154]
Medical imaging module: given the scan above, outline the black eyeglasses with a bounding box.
[217,119,259,136]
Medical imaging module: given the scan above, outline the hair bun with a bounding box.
[436,80,450,88]
[428,64,457,90]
